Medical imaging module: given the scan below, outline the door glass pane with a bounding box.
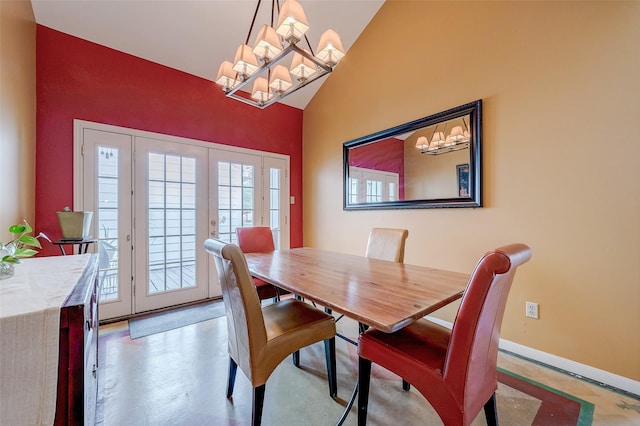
[147,153,197,294]
[217,161,255,243]
[349,178,359,204]
[97,146,120,301]
[389,182,397,201]
[269,167,281,249]
[366,179,383,202]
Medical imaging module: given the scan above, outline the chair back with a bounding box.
[365,228,409,263]
[237,227,275,253]
[204,238,267,383]
[444,243,532,414]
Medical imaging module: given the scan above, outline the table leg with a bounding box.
[335,321,367,426]
[57,244,67,256]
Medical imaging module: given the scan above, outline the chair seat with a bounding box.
[263,298,336,348]
[359,319,450,383]
[251,298,336,386]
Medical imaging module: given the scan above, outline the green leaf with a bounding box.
[1,256,22,264]
[18,235,42,248]
[14,248,38,258]
[23,222,33,234]
[9,224,26,235]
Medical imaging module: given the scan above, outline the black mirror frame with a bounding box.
[343,99,482,210]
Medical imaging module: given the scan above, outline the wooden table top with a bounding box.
[245,247,470,333]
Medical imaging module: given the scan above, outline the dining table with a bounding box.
[245,247,470,332]
[244,247,471,425]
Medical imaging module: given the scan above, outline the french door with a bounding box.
[133,137,210,313]
[75,121,289,319]
[81,128,133,319]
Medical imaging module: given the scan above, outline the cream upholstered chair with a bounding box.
[357,244,532,426]
[365,228,409,263]
[204,238,337,426]
[363,227,411,389]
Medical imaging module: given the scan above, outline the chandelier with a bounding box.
[415,118,471,155]
[215,0,345,109]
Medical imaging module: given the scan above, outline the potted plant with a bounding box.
[0,221,50,280]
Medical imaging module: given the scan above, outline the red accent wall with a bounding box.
[348,137,405,199]
[36,26,303,255]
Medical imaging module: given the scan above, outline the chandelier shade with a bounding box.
[269,64,293,93]
[215,0,345,108]
[316,29,345,65]
[233,44,260,79]
[253,24,282,62]
[415,117,473,155]
[276,0,309,42]
[251,77,273,103]
[215,61,238,90]
[290,50,317,81]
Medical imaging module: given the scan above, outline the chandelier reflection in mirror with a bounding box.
[415,117,472,155]
[215,0,345,109]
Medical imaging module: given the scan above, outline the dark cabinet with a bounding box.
[55,254,100,425]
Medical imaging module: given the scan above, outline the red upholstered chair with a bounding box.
[357,243,532,426]
[236,227,287,302]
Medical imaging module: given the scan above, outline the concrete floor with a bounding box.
[96,315,639,425]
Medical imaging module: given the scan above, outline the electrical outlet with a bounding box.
[525,301,539,319]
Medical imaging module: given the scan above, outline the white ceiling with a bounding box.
[31,0,384,109]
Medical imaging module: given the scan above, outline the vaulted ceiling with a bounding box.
[31,0,385,109]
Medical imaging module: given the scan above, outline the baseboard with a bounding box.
[425,316,640,397]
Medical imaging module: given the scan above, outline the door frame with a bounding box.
[73,120,291,316]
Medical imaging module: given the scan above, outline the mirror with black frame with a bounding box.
[343,100,482,210]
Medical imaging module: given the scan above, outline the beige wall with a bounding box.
[0,0,36,241]
[303,1,640,380]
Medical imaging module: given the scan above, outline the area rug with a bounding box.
[128,299,225,339]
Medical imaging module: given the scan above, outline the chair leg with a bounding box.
[357,357,372,426]
[484,392,498,426]
[402,379,410,391]
[324,306,332,315]
[324,337,337,398]
[227,357,238,398]
[292,350,300,367]
[252,384,266,426]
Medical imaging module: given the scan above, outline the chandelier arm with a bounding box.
[462,117,469,131]
[303,34,315,56]
[245,0,263,45]
[430,124,439,140]
[270,0,276,27]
